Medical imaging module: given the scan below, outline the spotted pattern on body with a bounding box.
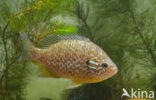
[31,39,117,84]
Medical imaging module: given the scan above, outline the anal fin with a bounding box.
[38,64,52,77]
[37,64,59,78]
[32,60,40,66]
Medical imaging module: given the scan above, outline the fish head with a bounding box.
[100,56,118,80]
[86,56,118,81]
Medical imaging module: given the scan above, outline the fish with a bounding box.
[21,33,118,87]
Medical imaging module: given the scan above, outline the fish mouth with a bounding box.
[113,69,118,76]
[111,66,118,75]
[114,67,118,73]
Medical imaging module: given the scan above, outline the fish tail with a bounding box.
[20,33,34,60]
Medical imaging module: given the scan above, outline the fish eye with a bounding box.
[86,60,90,65]
[102,63,108,68]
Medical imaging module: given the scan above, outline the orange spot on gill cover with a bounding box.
[92,58,98,62]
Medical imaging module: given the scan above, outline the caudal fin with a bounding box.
[20,33,34,60]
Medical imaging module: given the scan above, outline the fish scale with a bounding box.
[22,34,118,85]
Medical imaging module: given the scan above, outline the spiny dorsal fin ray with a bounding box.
[39,34,89,48]
[39,34,60,48]
[59,34,89,40]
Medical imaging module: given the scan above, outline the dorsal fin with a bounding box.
[39,34,60,48]
[59,34,89,40]
[38,34,89,48]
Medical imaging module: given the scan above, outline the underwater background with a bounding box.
[0,0,156,100]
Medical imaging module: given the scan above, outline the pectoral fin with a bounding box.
[68,80,82,89]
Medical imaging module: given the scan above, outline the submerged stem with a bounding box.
[81,18,94,41]
[74,1,94,41]
[0,2,37,97]
[0,21,10,96]
[129,10,156,67]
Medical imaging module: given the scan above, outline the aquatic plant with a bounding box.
[0,0,156,100]
[65,0,156,100]
[0,0,74,100]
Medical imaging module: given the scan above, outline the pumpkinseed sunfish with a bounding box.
[21,33,118,86]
